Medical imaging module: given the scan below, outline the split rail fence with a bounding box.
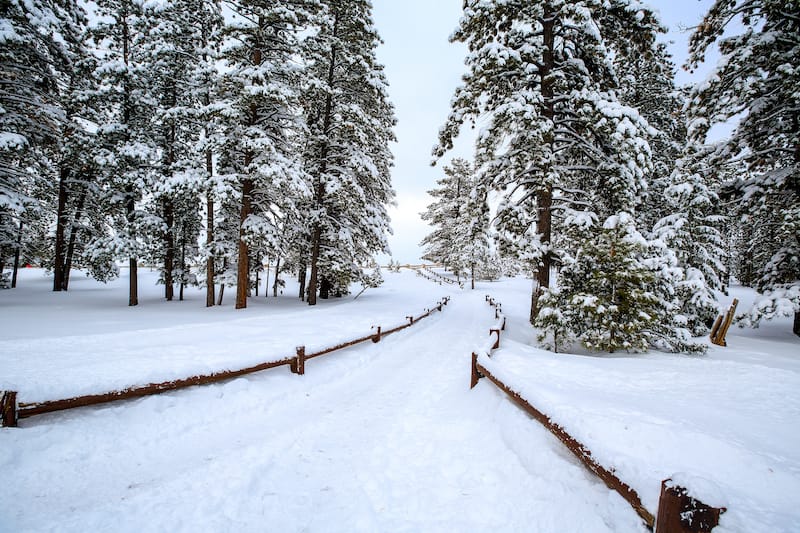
[471,295,725,533]
[1,296,451,428]
[415,266,464,288]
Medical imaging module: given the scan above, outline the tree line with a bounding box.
[0,0,395,308]
[424,0,799,350]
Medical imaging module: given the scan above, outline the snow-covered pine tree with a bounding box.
[141,0,221,301]
[0,0,85,286]
[85,0,159,306]
[218,0,311,309]
[435,0,662,325]
[420,158,473,277]
[301,0,395,304]
[687,0,800,336]
[419,158,492,288]
[652,144,727,336]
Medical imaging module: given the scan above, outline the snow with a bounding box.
[1,269,799,532]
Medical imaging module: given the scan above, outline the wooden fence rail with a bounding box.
[1,296,451,428]
[471,295,724,533]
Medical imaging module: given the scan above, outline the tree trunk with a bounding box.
[319,276,331,300]
[471,262,475,290]
[794,311,800,337]
[206,191,215,307]
[127,187,138,307]
[163,199,174,301]
[53,166,69,291]
[179,222,186,301]
[235,179,253,309]
[307,12,339,306]
[298,262,306,301]
[530,10,555,324]
[255,268,260,297]
[11,221,22,288]
[217,282,224,306]
[273,255,281,297]
[63,187,87,291]
[307,226,321,305]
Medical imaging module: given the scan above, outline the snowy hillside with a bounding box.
[1,269,798,532]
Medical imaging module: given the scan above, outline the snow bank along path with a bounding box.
[0,285,646,532]
[0,296,452,427]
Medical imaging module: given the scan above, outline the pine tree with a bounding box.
[0,0,86,286]
[84,0,159,306]
[218,0,312,309]
[302,0,396,304]
[435,0,662,324]
[687,0,800,335]
[419,158,492,288]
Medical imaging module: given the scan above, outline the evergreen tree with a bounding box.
[687,0,800,335]
[435,0,661,324]
[420,158,492,288]
[218,0,312,309]
[302,0,396,304]
[84,0,159,306]
[0,0,85,286]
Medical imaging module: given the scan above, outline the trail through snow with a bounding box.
[1,288,645,532]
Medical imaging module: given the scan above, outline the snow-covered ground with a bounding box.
[1,268,798,532]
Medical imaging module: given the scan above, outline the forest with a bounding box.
[422,0,800,350]
[1,0,394,309]
[2,0,799,352]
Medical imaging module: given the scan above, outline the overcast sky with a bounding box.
[370,0,718,264]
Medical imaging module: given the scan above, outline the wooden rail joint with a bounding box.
[290,346,306,375]
[656,480,725,532]
[1,391,18,428]
[372,326,382,343]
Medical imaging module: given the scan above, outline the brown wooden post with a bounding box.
[470,353,482,389]
[291,346,305,375]
[406,316,414,325]
[1,391,18,428]
[501,316,506,331]
[655,480,724,532]
[495,308,499,319]
[372,326,382,343]
[709,315,723,343]
[490,329,500,350]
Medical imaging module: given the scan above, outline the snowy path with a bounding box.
[0,289,646,532]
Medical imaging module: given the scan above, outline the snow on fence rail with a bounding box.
[0,296,451,428]
[415,266,464,288]
[471,295,725,533]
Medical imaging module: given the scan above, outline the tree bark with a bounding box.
[235,179,253,309]
[163,199,174,301]
[794,311,800,337]
[178,221,186,301]
[63,188,87,291]
[273,255,281,297]
[307,225,321,305]
[53,166,69,291]
[11,221,22,288]
[298,262,306,301]
[319,275,331,300]
[530,9,555,324]
[127,188,138,307]
[206,192,215,307]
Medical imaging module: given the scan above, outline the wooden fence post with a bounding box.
[406,315,414,325]
[1,391,18,428]
[655,480,724,532]
[470,353,483,389]
[291,346,305,375]
[372,326,382,343]
[490,329,500,350]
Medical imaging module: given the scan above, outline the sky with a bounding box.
[370,0,720,264]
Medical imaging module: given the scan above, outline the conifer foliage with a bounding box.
[0,0,396,309]
[687,0,800,336]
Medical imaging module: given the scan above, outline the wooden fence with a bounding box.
[1,296,451,428]
[471,295,725,533]
[415,266,464,288]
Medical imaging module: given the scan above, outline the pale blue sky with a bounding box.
[371,0,718,263]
